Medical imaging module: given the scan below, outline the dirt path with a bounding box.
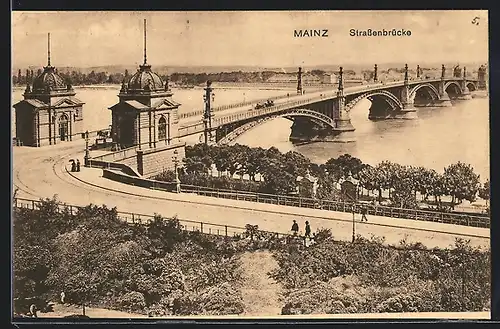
[239,250,283,316]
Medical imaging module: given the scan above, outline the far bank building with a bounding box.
[13,34,85,147]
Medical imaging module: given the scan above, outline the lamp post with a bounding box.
[343,171,359,243]
[172,149,181,193]
[83,130,89,166]
[203,80,215,145]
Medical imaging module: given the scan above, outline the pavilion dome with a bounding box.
[127,64,165,92]
[32,65,70,92]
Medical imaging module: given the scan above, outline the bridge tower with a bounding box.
[332,67,355,142]
[373,64,378,82]
[396,64,417,119]
[458,66,472,100]
[478,65,488,90]
[297,67,303,95]
[416,65,420,79]
[435,64,453,107]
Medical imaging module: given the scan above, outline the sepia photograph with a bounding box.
[11,10,490,320]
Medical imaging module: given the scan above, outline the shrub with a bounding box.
[117,291,146,313]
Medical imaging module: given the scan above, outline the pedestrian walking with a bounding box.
[70,160,76,172]
[291,220,299,235]
[76,159,81,172]
[361,206,368,222]
[29,304,37,318]
[305,221,311,238]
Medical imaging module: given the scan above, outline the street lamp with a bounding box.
[83,130,89,166]
[342,171,359,243]
[203,81,215,145]
[172,149,181,193]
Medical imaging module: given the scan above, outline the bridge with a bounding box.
[176,64,485,144]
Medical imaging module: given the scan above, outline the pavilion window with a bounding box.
[158,116,167,141]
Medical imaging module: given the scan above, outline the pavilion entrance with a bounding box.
[58,114,69,141]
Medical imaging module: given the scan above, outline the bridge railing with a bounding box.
[179,86,335,121]
[177,184,490,228]
[12,197,309,244]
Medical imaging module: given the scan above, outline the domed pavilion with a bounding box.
[13,33,85,147]
[109,20,180,150]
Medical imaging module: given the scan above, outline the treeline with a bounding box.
[13,68,358,87]
[155,144,490,211]
[12,68,129,86]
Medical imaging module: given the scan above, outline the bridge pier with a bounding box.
[393,106,417,120]
[288,118,355,143]
[458,67,473,100]
[433,92,453,107]
[395,64,418,120]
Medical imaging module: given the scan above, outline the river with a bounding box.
[11,85,489,180]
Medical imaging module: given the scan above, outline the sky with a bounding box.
[12,10,489,68]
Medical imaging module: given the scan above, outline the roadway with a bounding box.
[12,141,489,250]
[178,77,453,133]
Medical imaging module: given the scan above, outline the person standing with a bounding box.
[76,159,81,172]
[305,221,311,238]
[60,291,65,304]
[71,160,76,172]
[291,220,299,235]
[361,206,368,222]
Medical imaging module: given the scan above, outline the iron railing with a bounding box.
[175,184,490,228]
[12,197,309,244]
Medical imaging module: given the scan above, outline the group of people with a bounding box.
[70,159,81,172]
[291,219,312,237]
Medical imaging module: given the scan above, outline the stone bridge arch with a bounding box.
[346,90,404,111]
[345,90,404,120]
[466,81,477,92]
[217,108,336,145]
[409,83,440,101]
[444,81,463,95]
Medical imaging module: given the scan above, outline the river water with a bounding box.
[12,85,490,181]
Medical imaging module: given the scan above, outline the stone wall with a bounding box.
[137,142,186,177]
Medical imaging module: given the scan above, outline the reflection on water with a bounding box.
[11,86,489,180]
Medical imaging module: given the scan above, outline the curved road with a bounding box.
[13,141,490,249]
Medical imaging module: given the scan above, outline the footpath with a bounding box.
[239,251,283,316]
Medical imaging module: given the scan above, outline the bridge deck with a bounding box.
[178,77,479,137]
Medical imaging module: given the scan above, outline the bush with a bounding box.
[273,236,490,313]
[117,291,146,313]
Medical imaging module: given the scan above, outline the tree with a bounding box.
[245,147,266,181]
[47,227,135,315]
[390,166,418,209]
[358,164,378,196]
[478,179,490,206]
[324,154,363,181]
[261,166,296,195]
[282,151,311,178]
[443,162,480,207]
[374,161,402,200]
[316,175,341,201]
[427,170,448,210]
